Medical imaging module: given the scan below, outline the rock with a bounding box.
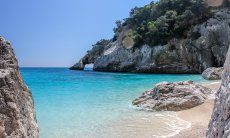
[205,0,230,7]
[132,81,213,111]
[0,37,39,137]
[70,59,85,70]
[71,9,230,73]
[207,50,230,137]
[70,39,112,70]
[202,67,224,80]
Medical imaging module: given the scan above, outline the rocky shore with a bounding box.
[0,37,38,138]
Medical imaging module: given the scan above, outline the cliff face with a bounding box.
[0,37,38,138]
[71,9,230,73]
[205,0,230,7]
[207,49,230,137]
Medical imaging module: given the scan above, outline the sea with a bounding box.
[20,67,208,138]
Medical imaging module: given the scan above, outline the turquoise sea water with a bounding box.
[20,68,207,138]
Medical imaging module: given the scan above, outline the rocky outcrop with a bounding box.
[71,9,230,73]
[206,0,230,7]
[0,37,39,138]
[70,39,111,70]
[207,50,230,137]
[132,81,213,111]
[202,67,224,80]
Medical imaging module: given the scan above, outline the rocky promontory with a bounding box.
[132,81,213,111]
[71,1,230,73]
[0,37,39,138]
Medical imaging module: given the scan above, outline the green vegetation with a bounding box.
[114,0,212,46]
[93,39,110,47]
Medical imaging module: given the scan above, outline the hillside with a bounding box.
[71,0,230,73]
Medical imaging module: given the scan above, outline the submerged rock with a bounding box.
[202,67,224,80]
[207,49,230,137]
[132,81,213,111]
[0,37,39,137]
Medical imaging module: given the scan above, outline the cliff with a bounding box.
[0,37,39,138]
[71,0,230,73]
[206,0,229,7]
[207,48,230,137]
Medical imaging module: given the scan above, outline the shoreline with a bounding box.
[170,81,221,138]
[95,81,221,138]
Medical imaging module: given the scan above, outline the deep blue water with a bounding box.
[20,68,207,138]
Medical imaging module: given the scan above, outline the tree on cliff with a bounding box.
[114,0,212,46]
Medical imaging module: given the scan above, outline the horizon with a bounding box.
[1,0,154,67]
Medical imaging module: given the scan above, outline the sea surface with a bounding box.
[20,68,208,138]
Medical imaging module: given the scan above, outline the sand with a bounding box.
[96,81,221,138]
[171,81,221,138]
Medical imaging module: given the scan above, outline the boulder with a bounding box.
[202,67,224,80]
[207,49,230,137]
[132,81,213,111]
[0,37,39,138]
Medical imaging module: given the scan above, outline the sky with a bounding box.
[0,0,154,67]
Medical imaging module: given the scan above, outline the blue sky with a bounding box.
[1,0,154,67]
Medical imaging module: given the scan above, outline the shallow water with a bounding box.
[20,68,207,138]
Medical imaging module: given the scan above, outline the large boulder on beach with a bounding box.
[202,67,224,80]
[0,37,39,137]
[132,81,213,111]
[207,49,230,137]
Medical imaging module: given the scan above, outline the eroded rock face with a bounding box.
[202,67,224,80]
[132,81,213,111]
[0,37,39,138]
[207,50,230,137]
[71,9,230,73]
[205,0,230,7]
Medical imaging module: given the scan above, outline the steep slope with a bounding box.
[0,37,39,138]
[207,48,230,137]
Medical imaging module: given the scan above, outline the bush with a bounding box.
[116,0,212,47]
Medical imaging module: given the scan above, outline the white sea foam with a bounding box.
[151,113,191,138]
[128,104,191,138]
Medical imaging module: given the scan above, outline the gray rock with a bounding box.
[0,37,39,138]
[71,9,230,73]
[132,81,213,111]
[202,67,224,80]
[207,49,230,137]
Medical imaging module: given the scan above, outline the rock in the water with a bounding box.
[132,81,213,111]
[207,50,230,137]
[0,37,39,138]
[202,67,224,80]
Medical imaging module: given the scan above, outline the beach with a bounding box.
[172,81,221,138]
[99,81,221,138]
